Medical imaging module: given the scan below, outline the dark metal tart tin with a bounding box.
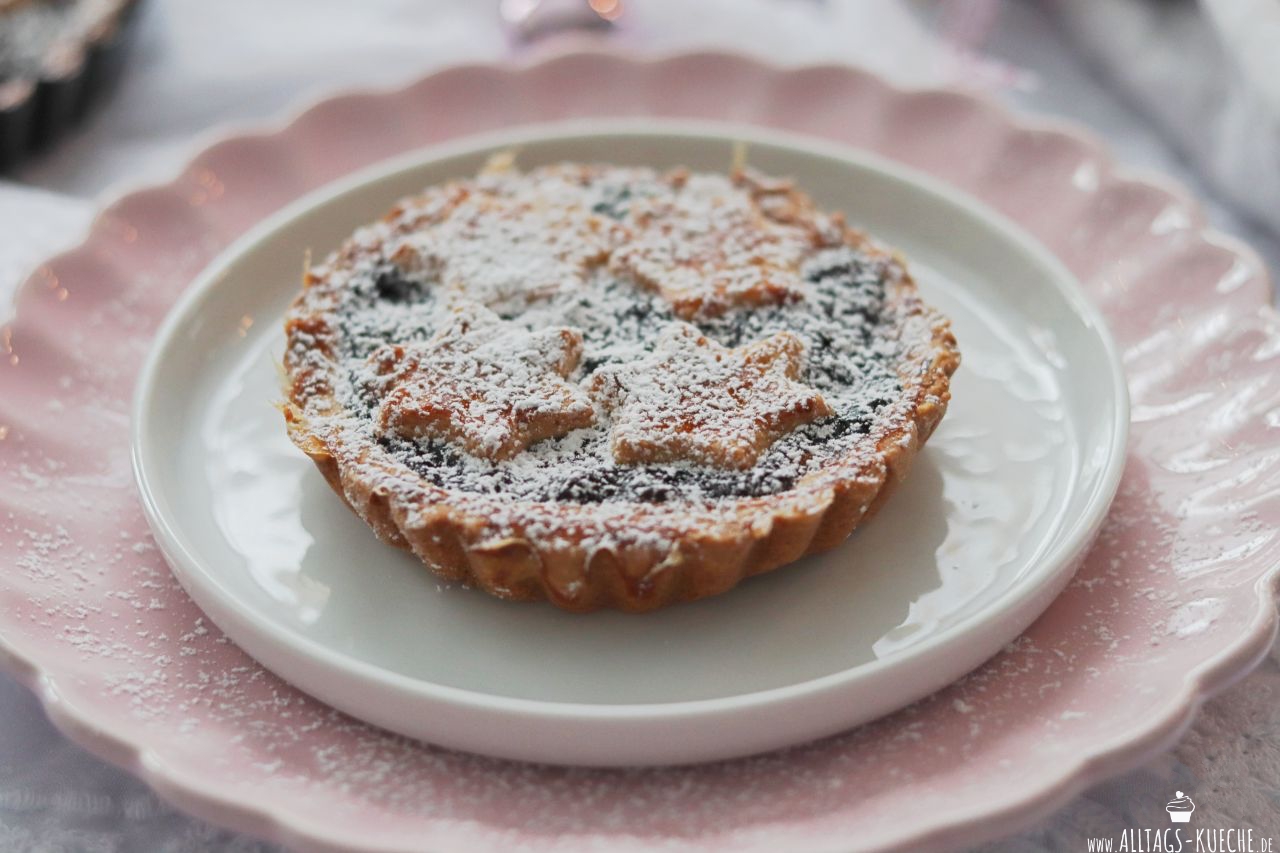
[0,0,143,171]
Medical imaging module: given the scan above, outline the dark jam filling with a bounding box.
[380,434,801,503]
[337,250,902,505]
[589,184,634,220]
[373,267,426,303]
[342,265,437,371]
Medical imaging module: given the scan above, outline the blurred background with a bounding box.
[0,1,1276,850]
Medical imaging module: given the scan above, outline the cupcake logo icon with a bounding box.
[1165,791,1195,823]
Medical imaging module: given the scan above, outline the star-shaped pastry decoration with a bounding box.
[385,186,618,313]
[590,322,832,470]
[608,173,814,320]
[366,304,595,460]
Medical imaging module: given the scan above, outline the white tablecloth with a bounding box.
[2,1,1277,849]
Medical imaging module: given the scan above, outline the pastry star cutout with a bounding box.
[386,186,616,312]
[590,323,832,470]
[367,304,595,460]
[608,173,814,320]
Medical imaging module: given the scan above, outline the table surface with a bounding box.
[1,1,1277,850]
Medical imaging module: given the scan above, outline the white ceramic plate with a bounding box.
[131,122,1128,766]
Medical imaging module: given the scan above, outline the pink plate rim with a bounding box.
[0,48,1277,852]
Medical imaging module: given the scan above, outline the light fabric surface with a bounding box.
[1051,0,1280,240]
[0,1,1276,849]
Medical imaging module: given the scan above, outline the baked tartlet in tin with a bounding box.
[283,159,959,612]
[0,0,141,169]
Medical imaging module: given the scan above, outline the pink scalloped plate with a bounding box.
[1,51,1278,852]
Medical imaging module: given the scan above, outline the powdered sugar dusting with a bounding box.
[284,164,941,555]
[0,0,120,80]
[366,302,595,461]
[591,323,831,470]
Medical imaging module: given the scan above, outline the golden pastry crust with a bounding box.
[283,162,959,612]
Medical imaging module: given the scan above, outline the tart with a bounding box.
[282,159,959,613]
[0,0,141,169]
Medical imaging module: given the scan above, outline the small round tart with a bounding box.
[282,160,959,613]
